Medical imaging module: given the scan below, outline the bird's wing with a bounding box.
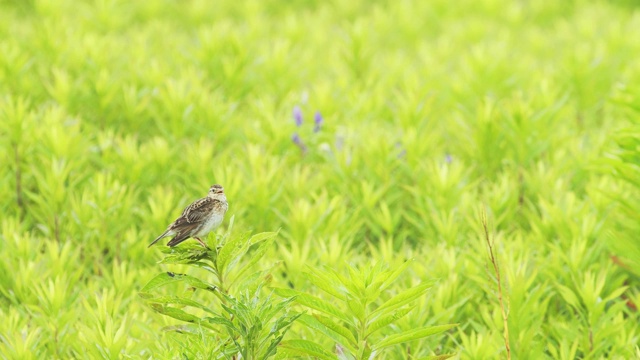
[180,197,206,217]
[164,216,199,238]
[166,227,197,247]
[182,197,217,223]
[163,198,214,233]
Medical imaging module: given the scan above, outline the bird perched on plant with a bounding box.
[149,184,228,248]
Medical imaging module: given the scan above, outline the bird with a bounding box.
[148,184,228,248]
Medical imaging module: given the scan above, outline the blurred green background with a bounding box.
[1,0,639,358]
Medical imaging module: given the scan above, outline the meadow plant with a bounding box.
[140,218,300,358]
[290,106,326,156]
[274,262,456,359]
[141,218,454,358]
[0,0,639,358]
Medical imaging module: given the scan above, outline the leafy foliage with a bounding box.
[0,0,639,358]
[140,225,300,358]
[603,122,640,279]
[275,262,456,358]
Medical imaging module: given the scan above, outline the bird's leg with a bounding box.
[194,237,209,249]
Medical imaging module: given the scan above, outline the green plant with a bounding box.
[140,218,297,359]
[480,210,511,360]
[1,0,640,357]
[275,261,456,359]
[603,123,640,279]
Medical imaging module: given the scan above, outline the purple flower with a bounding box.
[445,154,453,163]
[313,111,323,133]
[293,106,303,127]
[291,132,307,153]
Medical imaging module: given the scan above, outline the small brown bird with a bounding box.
[149,184,229,248]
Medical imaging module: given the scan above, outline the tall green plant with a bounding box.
[275,261,456,359]
[140,218,298,359]
[603,122,640,279]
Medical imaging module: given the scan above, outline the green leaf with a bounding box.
[372,324,458,351]
[360,344,373,360]
[324,267,361,298]
[157,248,210,265]
[274,288,351,324]
[226,231,279,278]
[221,302,250,327]
[298,314,357,350]
[249,231,278,245]
[270,312,302,335]
[160,324,202,335]
[377,259,414,293]
[365,306,414,337]
[305,266,347,300]
[225,215,236,235]
[556,284,580,309]
[346,298,365,323]
[141,272,217,293]
[230,238,277,285]
[602,286,629,303]
[369,281,434,320]
[267,297,299,322]
[217,230,251,275]
[261,332,287,360]
[233,270,272,295]
[260,312,301,358]
[139,293,216,314]
[149,304,216,331]
[277,340,338,360]
[205,316,243,335]
[346,265,365,294]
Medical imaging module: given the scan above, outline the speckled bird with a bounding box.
[148,184,228,248]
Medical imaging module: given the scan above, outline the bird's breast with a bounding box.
[196,212,224,236]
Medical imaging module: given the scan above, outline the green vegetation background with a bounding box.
[1,0,639,358]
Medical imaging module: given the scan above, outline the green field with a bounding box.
[1,0,640,358]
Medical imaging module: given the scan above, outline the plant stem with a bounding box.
[54,214,60,243]
[210,254,228,305]
[357,304,370,360]
[481,210,511,360]
[14,145,25,220]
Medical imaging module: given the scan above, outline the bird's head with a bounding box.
[208,184,225,197]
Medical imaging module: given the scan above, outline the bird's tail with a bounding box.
[166,233,191,247]
[148,231,169,248]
